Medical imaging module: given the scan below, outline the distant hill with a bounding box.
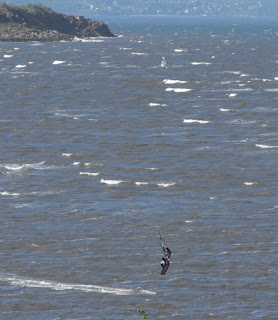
[0,3,115,41]
[3,0,278,17]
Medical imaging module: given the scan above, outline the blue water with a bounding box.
[1,16,278,319]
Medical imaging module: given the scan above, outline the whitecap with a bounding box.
[81,39,104,43]
[4,55,13,58]
[267,205,278,210]
[15,65,26,68]
[3,164,25,171]
[183,119,211,124]
[0,191,20,196]
[73,162,80,166]
[228,93,237,97]
[174,49,187,52]
[231,88,253,92]
[274,77,278,80]
[80,172,99,176]
[135,182,149,185]
[191,62,212,65]
[163,79,187,84]
[166,88,192,93]
[157,182,176,187]
[224,71,241,75]
[52,60,66,65]
[62,153,73,157]
[244,182,257,186]
[149,103,167,107]
[13,203,30,208]
[265,88,278,92]
[219,108,231,112]
[2,162,47,171]
[0,273,156,296]
[131,52,148,56]
[101,179,124,185]
[255,144,278,149]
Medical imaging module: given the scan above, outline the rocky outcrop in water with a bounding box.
[0,3,116,42]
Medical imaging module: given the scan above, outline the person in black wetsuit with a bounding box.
[161,247,171,275]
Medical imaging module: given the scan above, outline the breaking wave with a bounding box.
[0,273,156,296]
[183,119,211,124]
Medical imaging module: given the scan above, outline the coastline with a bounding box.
[0,3,116,42]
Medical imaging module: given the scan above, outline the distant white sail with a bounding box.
[161,56,167,68]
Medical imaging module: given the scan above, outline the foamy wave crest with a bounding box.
[53,60,66,65]
[101,179,124,185]
[1,162,47,171]
[228,93,238,97]
[163,79,187,84]
[0,191,20,196]
[166,88,192,93]
[0,274,156,296]
[149,103,167,107]
[265,88,278,92]
[131,52,148,56]
[80,172,99,176]
[4,55,13,58]
[174,49,187,52]
[191,62,212,65]
[62,153,73,157]
[135,182,149,185]
[73,37,104,43]
[256,144,278,149]
[229,88,253,92]
[219,108,231,112]
[157,182,176,187]
[183,119,211,124]
[15,65,26,69]
[244,182,257,186]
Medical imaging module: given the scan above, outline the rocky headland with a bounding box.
[0,3,116,42]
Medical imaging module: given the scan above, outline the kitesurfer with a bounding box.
[158,229,171,275]
[161,246,171,275]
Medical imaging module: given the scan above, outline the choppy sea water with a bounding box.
[1,16,278,319]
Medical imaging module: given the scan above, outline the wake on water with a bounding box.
[0,273,156,296]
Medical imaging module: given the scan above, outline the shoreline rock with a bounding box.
[0,3,116,42]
